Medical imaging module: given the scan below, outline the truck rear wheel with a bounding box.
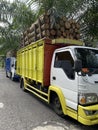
[20,78,26,92]
[52,95,63,116]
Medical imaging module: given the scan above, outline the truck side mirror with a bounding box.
[74,60,82,72]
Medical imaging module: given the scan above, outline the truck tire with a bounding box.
[6,71,9,78]
[20,78,26,92]
[10,73,14,81]
[52,95,63,116]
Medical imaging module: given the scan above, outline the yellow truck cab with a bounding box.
[17,38,98,125]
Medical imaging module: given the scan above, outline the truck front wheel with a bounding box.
[6,71,8,78]
[10,72,14,81]
[52,95,63,116]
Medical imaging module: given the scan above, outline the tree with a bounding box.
[28,0,98,46]
[27,0,87,18]
[0,0,11,25]
[0,0,36,55]
[11,1,36,32]
[80,0,98,40]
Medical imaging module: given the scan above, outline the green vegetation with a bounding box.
[0,0,36,55]
[28,0,98,46]
[0,55,5,68]
[0,0,98,55]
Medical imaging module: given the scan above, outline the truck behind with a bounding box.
[5,50,20,81]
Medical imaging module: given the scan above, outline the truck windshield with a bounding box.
[75,48,98,74]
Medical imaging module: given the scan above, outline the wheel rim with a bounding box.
[54,98,61,109]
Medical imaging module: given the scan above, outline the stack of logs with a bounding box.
[20,13,80,47]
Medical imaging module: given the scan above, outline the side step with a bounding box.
[25,83,49,102]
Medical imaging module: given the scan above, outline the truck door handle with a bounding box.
[52,76,56,80]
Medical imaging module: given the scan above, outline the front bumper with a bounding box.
[78,104,98,125]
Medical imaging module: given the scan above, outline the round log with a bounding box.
[50,29,56,36]
[65,21,71,29]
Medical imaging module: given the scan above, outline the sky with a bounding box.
[7,0,13,2]
[7,0,27,3]
[0,22,5,28]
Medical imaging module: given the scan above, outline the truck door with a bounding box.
[51,49,78,110]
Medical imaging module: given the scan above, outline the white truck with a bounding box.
[17,38,98,125]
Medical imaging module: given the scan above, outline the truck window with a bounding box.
[75,48,98,74]
[54,51,74,79]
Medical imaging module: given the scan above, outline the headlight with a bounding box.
[79,93,98,105]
